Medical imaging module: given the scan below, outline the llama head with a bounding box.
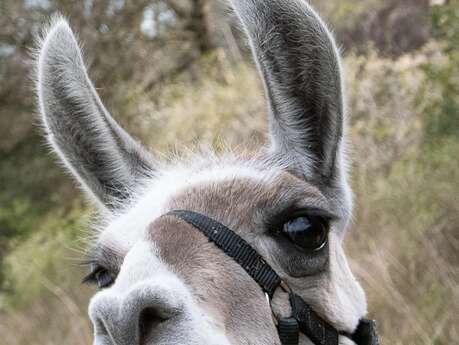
[36,1,367,344]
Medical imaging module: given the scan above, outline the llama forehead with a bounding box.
[96,160,285,253]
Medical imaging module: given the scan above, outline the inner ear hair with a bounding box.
[36,16,155,211]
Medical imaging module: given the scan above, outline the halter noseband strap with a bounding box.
[165,210,379,345]
[166,210,281,297]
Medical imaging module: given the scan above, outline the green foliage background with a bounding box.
[0,1,457,344]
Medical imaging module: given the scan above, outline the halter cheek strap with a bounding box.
[165,210,379,345]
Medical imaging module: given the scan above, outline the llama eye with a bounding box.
[282,215,328,250]
[95,269,114,288]
[83,265,115,289]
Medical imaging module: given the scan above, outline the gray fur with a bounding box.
[34,2,367,345]
[37,17,155,211]
[230,0,345,184]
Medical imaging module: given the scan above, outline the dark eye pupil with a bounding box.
[283,216,328,250]
[96,270,113,288]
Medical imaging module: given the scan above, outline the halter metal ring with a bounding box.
[265,292,279,326]
[265,280,291,327]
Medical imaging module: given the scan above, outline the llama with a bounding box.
[36,1,376,344]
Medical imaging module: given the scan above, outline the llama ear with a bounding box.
[36,17,155,211]
[231,0,345,184]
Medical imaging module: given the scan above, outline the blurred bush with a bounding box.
[312,0,431,57]
[422,0,459,143]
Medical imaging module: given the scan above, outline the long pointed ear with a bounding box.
[36,17,155,211]
[231,0,346,185]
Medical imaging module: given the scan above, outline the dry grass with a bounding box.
[0,277,93,345]
[1,49,457,344]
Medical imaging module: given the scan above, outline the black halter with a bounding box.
[166,210,379,345]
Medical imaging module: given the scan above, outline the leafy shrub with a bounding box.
[422,0,459,144]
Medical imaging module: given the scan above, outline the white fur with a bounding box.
[98,161,281,253]
[89,241,231,345]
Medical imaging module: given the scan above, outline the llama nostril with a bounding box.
[89,282,185,345]
[138,307,170,343]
